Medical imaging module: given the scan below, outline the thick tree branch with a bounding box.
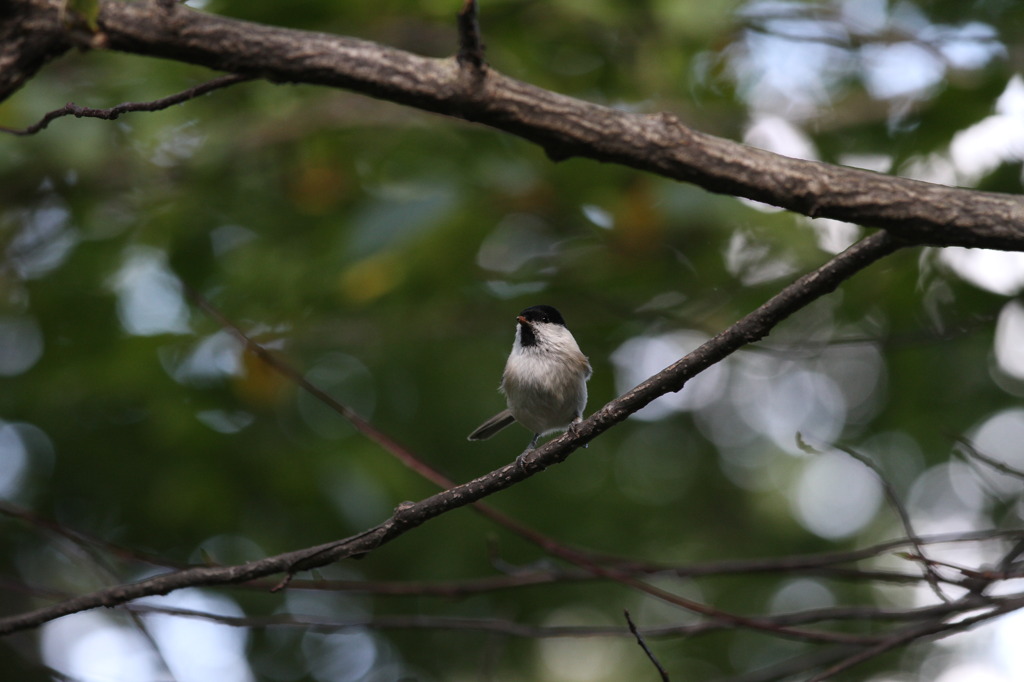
[3,0,1024,250]
[0,0,71,98]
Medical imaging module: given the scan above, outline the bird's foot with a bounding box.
[515,448,532,471]
[515,435,541,472]
[568,419,587,448]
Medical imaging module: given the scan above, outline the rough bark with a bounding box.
[3,0,1023,250]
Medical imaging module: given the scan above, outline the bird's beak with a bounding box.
[517,315,528,325]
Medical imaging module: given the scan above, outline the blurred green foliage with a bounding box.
[2,0,1024,680]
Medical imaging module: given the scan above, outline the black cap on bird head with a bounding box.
[515,305,568,348]
[516,305,566,327]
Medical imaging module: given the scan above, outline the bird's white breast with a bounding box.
[501,323,590,436]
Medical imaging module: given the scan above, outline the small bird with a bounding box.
[468,305,592,459]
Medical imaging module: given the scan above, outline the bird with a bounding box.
[468,305,592,462]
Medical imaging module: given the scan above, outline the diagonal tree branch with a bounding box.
[556,230,904,464]
[3,0,1024,250]
[0,230,902,636]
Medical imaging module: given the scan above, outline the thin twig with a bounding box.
[183,284,450,488]
[124,603,632,637]
[107,588,1024,639]
[456,0,486,68]
[625,610,670,681]
[0,74,252,136]
[0,500,186,569]
[807,596,1024,681]
[573,563,880,646]
[718,645,859,682]
[954,436,1024,481]
[630,529,1024,582]
[998,539,1024,573]
[0,509,177,676]
[829,442,949,603]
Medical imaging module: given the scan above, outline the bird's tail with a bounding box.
[467,409,516,441]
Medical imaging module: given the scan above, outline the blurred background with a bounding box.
[3,0,1024,679]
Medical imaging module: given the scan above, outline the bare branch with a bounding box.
[0,73,252,135]
[658,529,1024,579]
[562,232,903,465]
[0,500,188,570]
[109,590,1024,650]
[569,562,882,646]
[184,284,649,574]
[184,284,451,489]
[808,596,1024,681]
[625,610,671,681]
[827,441,949,602]
[954,436,1024,481]
[456,0,486,68]
[122,603,638,638]
[5,492,1021,604]
[115,590,1024,639]
[0,0,73,99]
[3,0,1024,249]
[0,230,900,636]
